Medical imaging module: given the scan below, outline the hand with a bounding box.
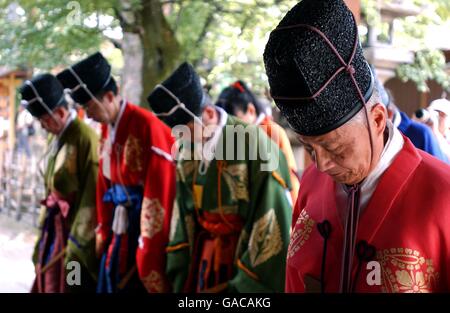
[95,233,106,259]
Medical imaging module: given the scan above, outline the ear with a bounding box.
[203,105,215,118]
[370,103,387,136]
[54,107,65,118]
[247,103,256,116]
[105,91,115,103]
[202,105,218,125]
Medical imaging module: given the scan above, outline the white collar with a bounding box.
[336,121,404,216]
[177,107,229,167]
[197,106,228,173]
[49,109,77,155]
[393,110,401,128]
[255,113,267,126]
[57,109,77,141]
[109,100,127,143]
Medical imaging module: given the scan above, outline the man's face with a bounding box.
[437,111,449,135]
[233,104,257,124]
[84,92,114,124]
[185,105,219,143]
[38,108,66,135]
[299,118,373,185]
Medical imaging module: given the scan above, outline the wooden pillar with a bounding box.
[8,73,16,150]
[420,92,427,109]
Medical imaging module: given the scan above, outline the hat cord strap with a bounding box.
[271,22,359,100]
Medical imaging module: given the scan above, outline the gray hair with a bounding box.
[347,85,381,125]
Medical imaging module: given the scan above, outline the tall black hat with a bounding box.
[19,73,67,118]
[263,0,374,136]
[57,52,113,105]
[147,62,206,128]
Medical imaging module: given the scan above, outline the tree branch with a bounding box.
[173,1,184,32]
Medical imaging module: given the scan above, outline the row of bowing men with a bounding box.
[21,0,450,294]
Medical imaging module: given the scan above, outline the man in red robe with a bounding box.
[264,0,450,293]
[57,52,176,293]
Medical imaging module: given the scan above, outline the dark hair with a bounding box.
[216,80,263,116]
[60,99,69,110]
[95,76,118,99]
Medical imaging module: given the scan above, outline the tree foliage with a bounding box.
[0,0,296,100]
[360,0,450,92]
[0,0,117,69]
[397,49,450,92]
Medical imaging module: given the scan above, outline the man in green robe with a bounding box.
[20,73,99,292]
[147,63,293,293]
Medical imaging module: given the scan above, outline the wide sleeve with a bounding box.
[95,128,114,249]
[136,122,177,293]
[278,126,300,204]
[67,132,99,280]
[165,174,194,292]
[228,131,292,292]
[285,262,305,292]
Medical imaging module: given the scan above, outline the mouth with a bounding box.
[86,111,98,121]
[326,171,341,177]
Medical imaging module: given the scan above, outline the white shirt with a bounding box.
[198,106,228,174]
[0,117,8,139]
[49,109,77,156]
[255,113,267,126]
[57,109,77,141]
[17,110,33,129]
[102,100,127,180]
[335,121,405,222]
[392,110,401,128]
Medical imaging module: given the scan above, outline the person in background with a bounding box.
[427,98,450,160]
[379,83,449,163]
[216,80,300,205]
[20,73,99,292]
[57,52,176,293]
[16,103,33,158]
[0,110,9,182]
[148,62,292,293]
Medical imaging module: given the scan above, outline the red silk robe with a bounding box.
[96,102,176,292]
[287,137,450,293]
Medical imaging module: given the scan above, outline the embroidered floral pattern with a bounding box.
[124,135,143,172]
[222,163,249,202]
[248,208,283,267]
[377,248,438,293]
[287,209,315,259]
[141,197,164,239]
[141,270,165,293]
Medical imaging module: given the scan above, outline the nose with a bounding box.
[314,148,335,173]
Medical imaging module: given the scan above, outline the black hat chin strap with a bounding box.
[153,84,205,127]
[66,66,116,122]
[22,81,62,126]
[66,67,106,106]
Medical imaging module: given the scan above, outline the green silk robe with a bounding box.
[32,117,99,291]
[166,115,292,292]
